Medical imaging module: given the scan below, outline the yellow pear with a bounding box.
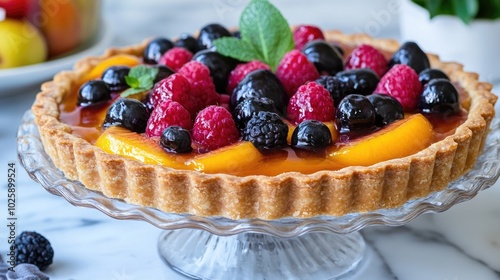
[0,18,47,69]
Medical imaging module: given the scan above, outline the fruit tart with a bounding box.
[32,0,497,220]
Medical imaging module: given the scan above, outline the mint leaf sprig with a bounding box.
[121,65,159,98]
[213,0,295,70]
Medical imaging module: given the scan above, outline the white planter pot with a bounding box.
[400,0,500,83]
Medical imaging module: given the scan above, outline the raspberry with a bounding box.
[375,64,422,111]
[287,82,335,125]
[226,61,271,94]
[158,47,193,71]
[151,73,198,116]
[146,100,193,137]
[242,111,288,150]
[178,61,219,112]
[219,94,230,110]
[293,25,325,50]
[192,106,240,151]
[15,231,54,271]
[276,50,320,97]
[345,44,388,78]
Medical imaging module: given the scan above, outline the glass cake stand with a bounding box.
[17,111,500,280]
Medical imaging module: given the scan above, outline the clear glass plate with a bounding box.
[17,111,500,279]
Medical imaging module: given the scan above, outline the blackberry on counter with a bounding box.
[15,231,54,271]
[143,37,174,64]
[243,111,288,150]
[101,66,130,92]
[160,126,193,154]
[232,97,279,130]
[291,120,332,150]
[77,80,111,107]
[103,98,150,133]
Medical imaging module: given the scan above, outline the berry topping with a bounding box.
[230,69,288,114]
[291,120,333,151]
[143,37,174,64]
[418,68,450,86]
[287,81,335,125]
[375,64,422,111]
[418,78,460,116]
[226,60,271,94]
[103,98,150,133]
[315,75,348,107]
[150,73,198,115]
[158,47,193,71]
[101,66,130,92]
[146,99,193,137]
[193,49,239,93]
[293,25,325,50]
[335,94,376,135]
[276,49,320,97]
[178,61,219,112]
[192,106,240,151]
[367,94,404,127]
[242,111,288,150]
[197,23,232,50]
[389,41,430,74]
[345,44,388,78]
[14,231,54,271]
[233,97,278,129]
[77,80,111,107]
[336,69,380,96]
[302,40,344,75]
[153,65,175,83]
[160,126,193,154]
[174,33,199,54]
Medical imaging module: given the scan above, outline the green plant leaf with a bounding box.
[125,76,140,88]
[452,0,479,23]
[213,37,264,62]
[121,88,149,98]
[413,0,499,22]
[425,0,445,17]
[477,0,500,19]
[122,65,159,98]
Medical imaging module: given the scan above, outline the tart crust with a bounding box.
[32,31,497,220]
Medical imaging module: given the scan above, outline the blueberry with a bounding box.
[418,68,449,86]
[160,126,193,154]
[242,111,288,150]
[197,23,232,50]
[232,97,279,129]
[302,40,344,75]
[193,49,239,93]
[101,66,130,92]
[143,37,174,64]
[332,43,345,56]
[291,120,332,150]
[77,80,111,107]
[103,98,150,133]
[389,41,430,74]
[174,33,199,54]
[230,69,288,114]
[335,94,376,135]
[336,68,380,95]
[418,78,460,116]
[367,94,404,127]
[153,65,175,83]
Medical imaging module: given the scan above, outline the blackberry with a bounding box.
[77,80,111,107]
[15,231,54,271]
[243,111,288,150]
[367,94,404,127]
[230,69,288,114]
[291,120,332,150]
[315,75,348,107]
[143,37,174,64]
[103,98,150,133]
[101,66,130,92]
[418,78,460,116]
[419,68,449,86]
[193,50,239,93]
[302,40,343,75]
[335,94,376,135]
[232,97,278,130]
[389,41,430,74]
[174,33,199,54]
[197,23,232,50]
[160,126,193,154]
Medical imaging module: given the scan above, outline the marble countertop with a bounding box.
[1,0,500,279]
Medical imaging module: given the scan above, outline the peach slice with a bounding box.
[286,121,338,144]
[187,141,264,174]
[95,126,187,169]
[327,114,433,167]
[81,54,141,82]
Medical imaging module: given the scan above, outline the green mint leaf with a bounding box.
[213,37,264,62]
[138,75,154,90]
[240,0,294,69]
[125,65,159,89]
[125,76,140,88]
[121,88,149,98]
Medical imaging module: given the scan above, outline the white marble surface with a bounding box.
[1,0,500,279]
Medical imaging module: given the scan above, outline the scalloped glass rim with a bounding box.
[17,111,500,237]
